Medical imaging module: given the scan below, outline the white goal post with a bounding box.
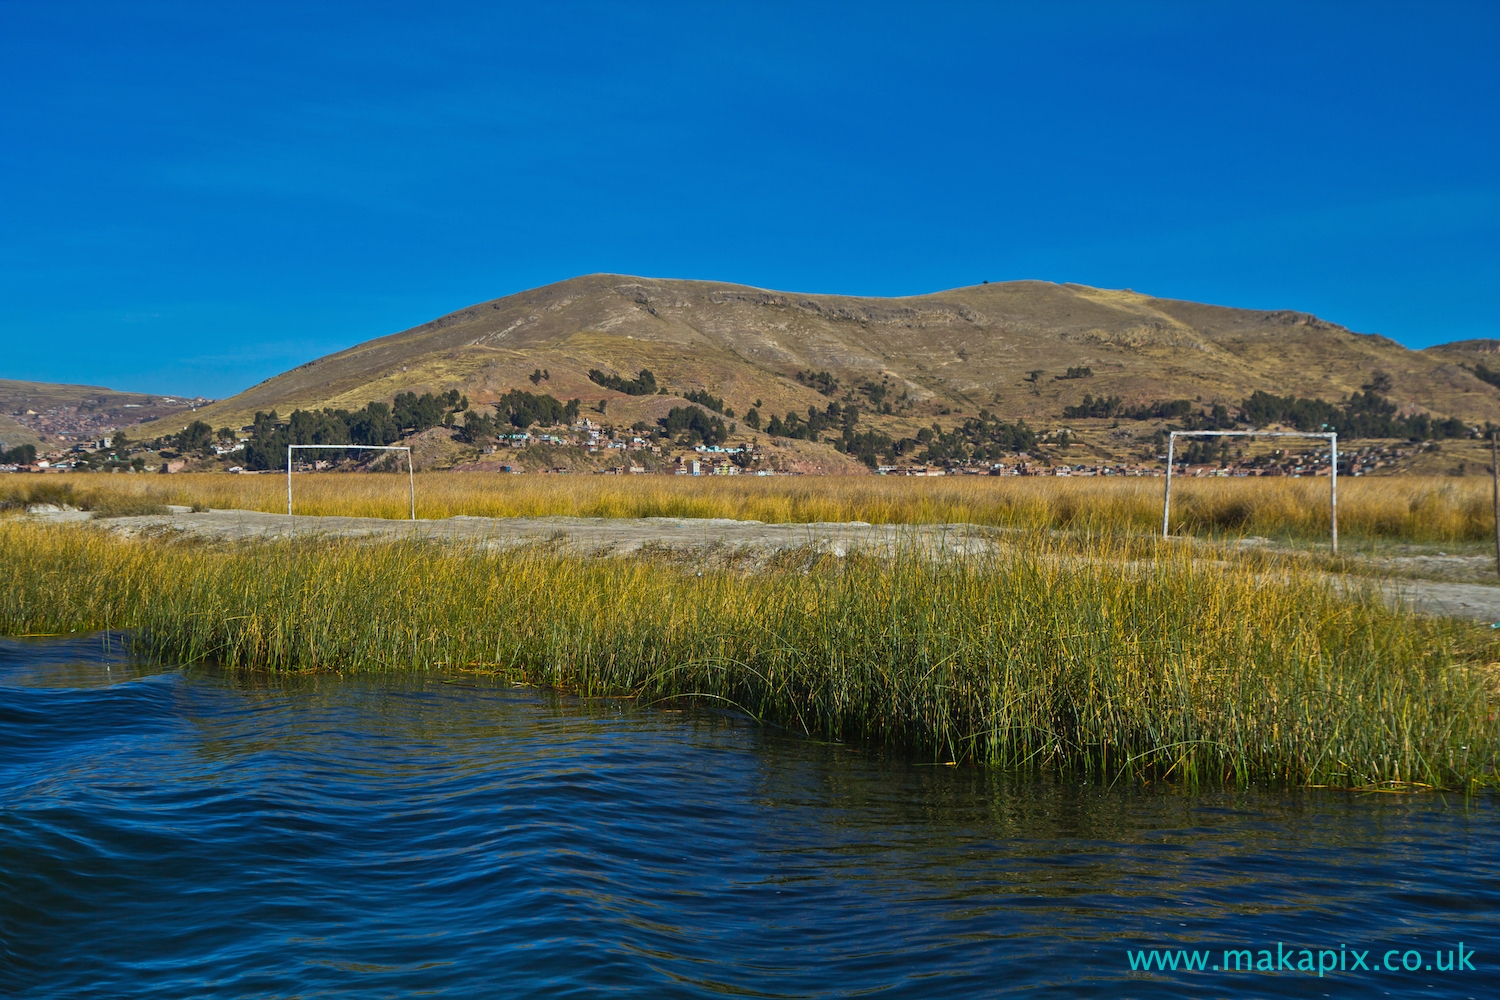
[286,444,415,520]
[1162,430,1337,552]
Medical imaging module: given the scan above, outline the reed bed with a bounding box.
[3,471,1495,543]
[3,522,1495,789]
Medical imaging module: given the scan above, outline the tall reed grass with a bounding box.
[2,472,1494,543]
[3,522,1494,788]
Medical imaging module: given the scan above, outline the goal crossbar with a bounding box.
[1163,430,1337,552]
[286,444,415,520]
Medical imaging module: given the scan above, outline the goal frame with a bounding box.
[1162,430,1337,552]
[286,444,415,520]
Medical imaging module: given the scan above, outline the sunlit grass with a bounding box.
[3,521,1495,789]
[2,471,1495,544]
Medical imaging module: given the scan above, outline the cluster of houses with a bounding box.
[872,446,1421,478]
[592,450,763,477]
[483,420,662,456]
[482,427,764,475]
[0,405,1446,479]
[595,458,764,476]
[6,400,190,444]
[878,462,1166,477]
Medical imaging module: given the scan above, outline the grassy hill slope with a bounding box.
[135,275,1500,452]
[1,379,213,454]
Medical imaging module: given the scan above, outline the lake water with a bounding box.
[2,633,1496,999]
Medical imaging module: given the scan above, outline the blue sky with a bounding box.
[2,2,1497,397]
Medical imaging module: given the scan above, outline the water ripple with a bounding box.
[2,634,1496,998]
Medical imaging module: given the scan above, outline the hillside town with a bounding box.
[0,403,1462,479]
[5,395,213,444]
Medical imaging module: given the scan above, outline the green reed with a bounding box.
[2,522,1495,789]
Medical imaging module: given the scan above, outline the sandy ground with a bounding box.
[25,506,1500,623]
[78,507,997,557]
[1366,579,1500,622]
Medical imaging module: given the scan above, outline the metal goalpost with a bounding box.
[286,444,416,520]
[1162,430,1337,552]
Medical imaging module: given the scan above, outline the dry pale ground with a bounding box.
[24,505,1500,623]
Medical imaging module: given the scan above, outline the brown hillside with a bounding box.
[1422,339,1500,365]
[1,379,213,453]
[137,275,1500,445]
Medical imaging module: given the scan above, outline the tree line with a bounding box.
[169,420,237,456]
[905,411,1038,465]
[744,401,1037,467]
[796,369,840,396]
[681,389,733,416]
[1063,395,1197,421]
[751,400,901,466]
[658,406,729,446]
[0,443,37,465]
[588,368,659,395]
[241,390,468,470]
[1063,389,1472,440]
[1241,390,1468,439]
[457,391,581,442]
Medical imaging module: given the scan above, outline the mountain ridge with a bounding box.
[126,274,1499,448]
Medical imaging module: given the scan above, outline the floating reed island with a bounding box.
[3,519,1496,790]
[3,471,1499,544]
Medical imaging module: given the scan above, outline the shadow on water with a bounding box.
[0,630,161,688]
[2,632,1496,999]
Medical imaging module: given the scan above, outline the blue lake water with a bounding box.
[2,632,1496,999]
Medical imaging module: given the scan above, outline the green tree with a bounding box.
[587,368,658,395]
[495,390,576,428]
[1,443,37,465]
[174,420,215,455]
[457,409,497,443]
[658,406,727,445]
